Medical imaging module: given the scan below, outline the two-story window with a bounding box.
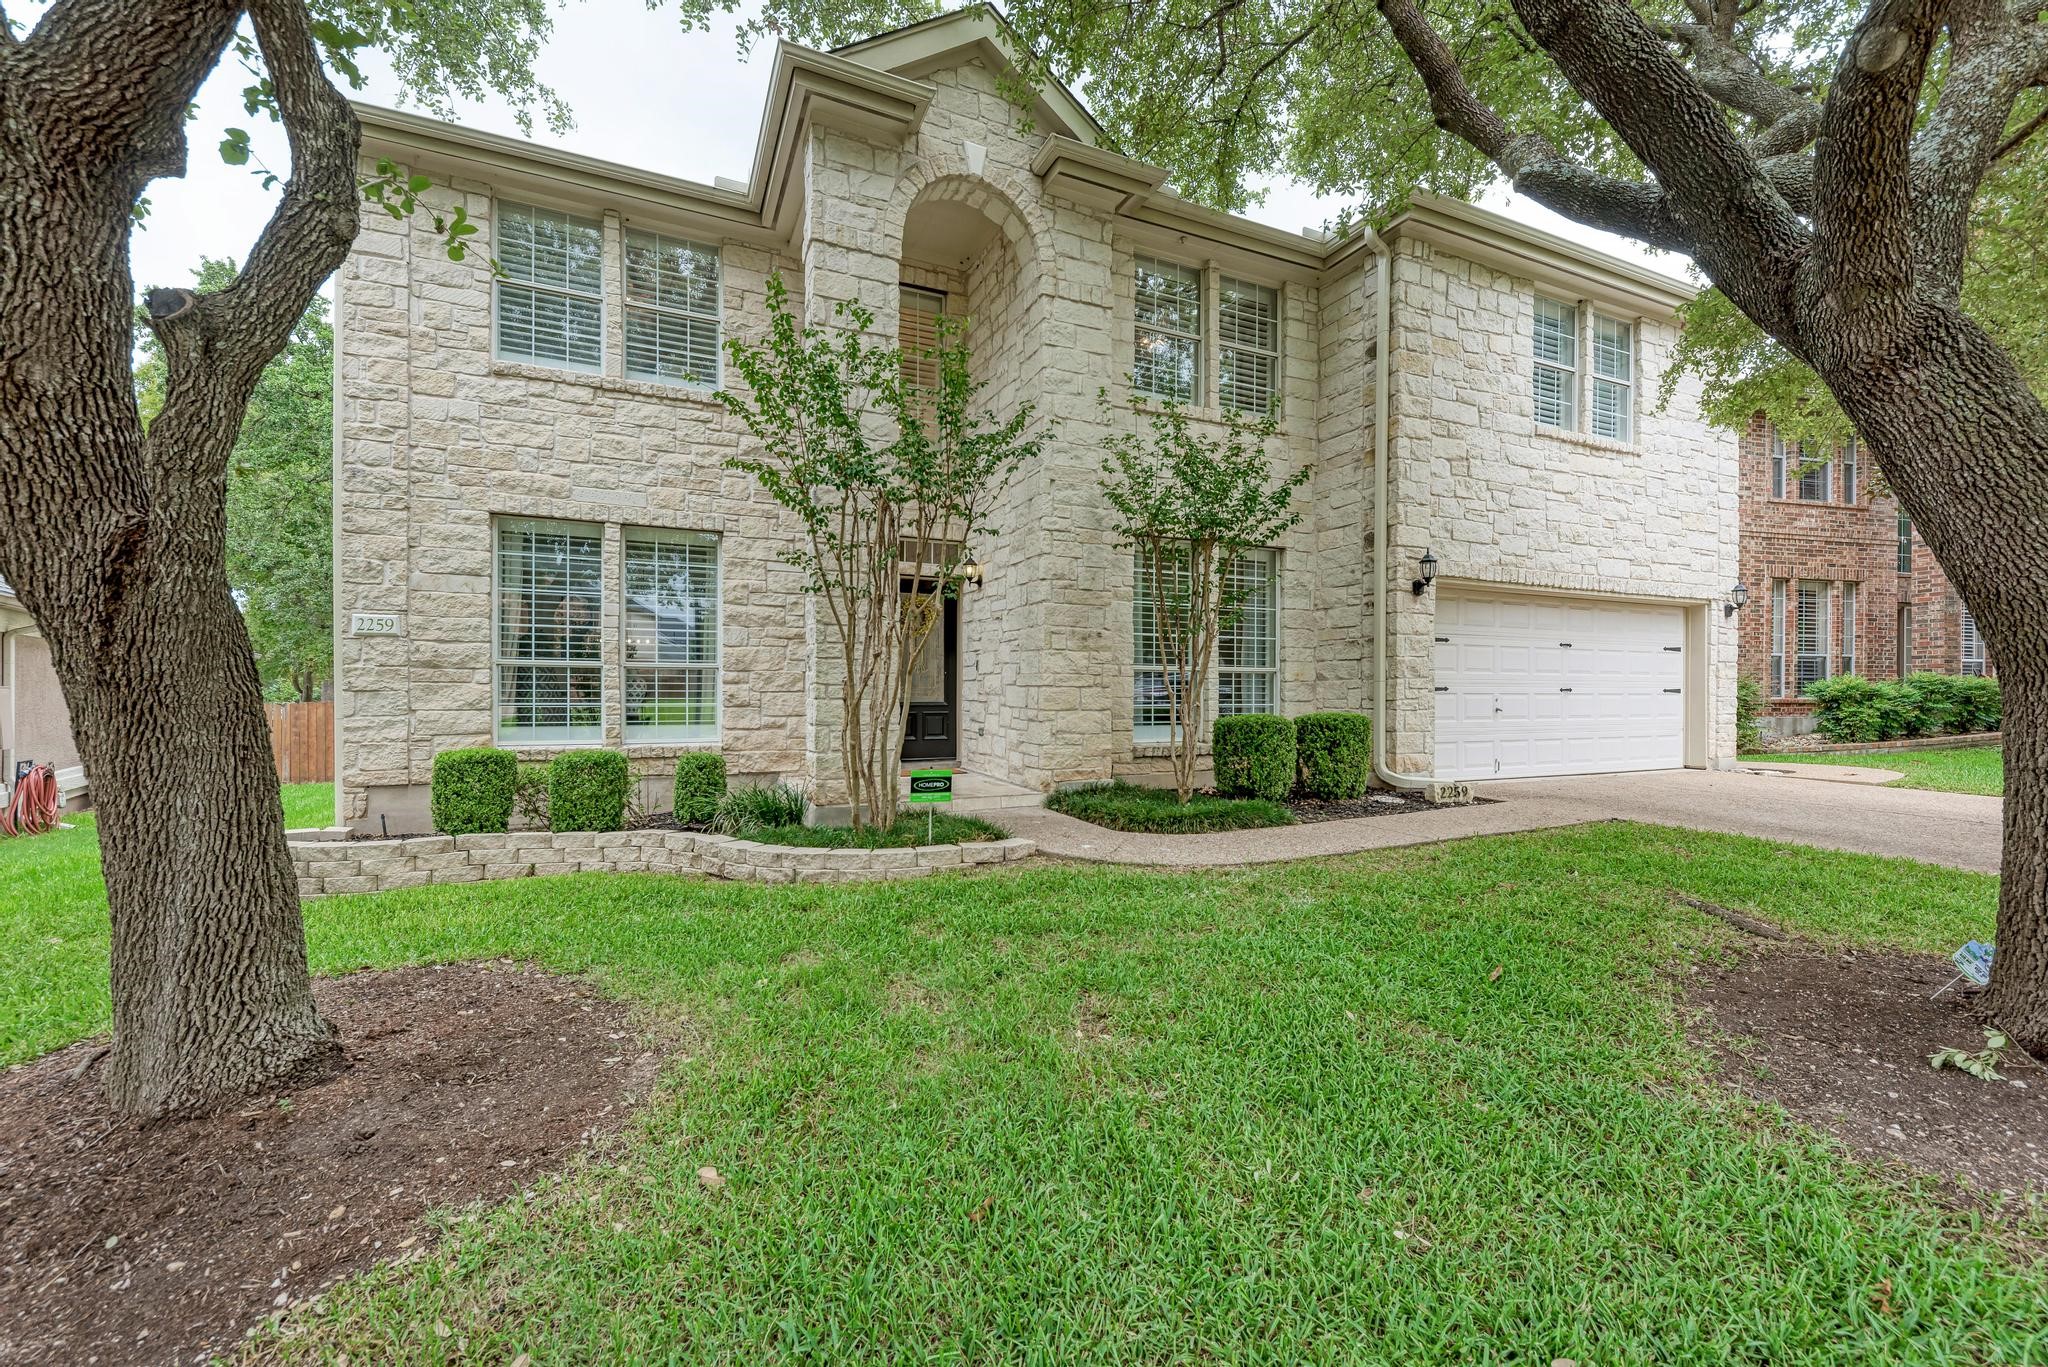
[495,517,722,745]
[1533,296,1635,441]
[494,200,722,386]
[1133,257,1203,403]
[1132,547,1281,741]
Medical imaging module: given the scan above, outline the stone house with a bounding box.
[0,575,90,813]
[330,6,1740,832]
[1733,413,1989,734]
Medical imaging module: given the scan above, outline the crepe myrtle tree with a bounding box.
[705,0,2048,1046]
[719,274,1046,829]
[1100,394,1309,803]
[0,0,567,1116]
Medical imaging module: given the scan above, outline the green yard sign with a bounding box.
[907,769,954,804]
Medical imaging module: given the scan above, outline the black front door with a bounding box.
[901,586,957,761]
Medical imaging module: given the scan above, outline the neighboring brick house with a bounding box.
[332,6,1740,832]
[1734,414,1989,734]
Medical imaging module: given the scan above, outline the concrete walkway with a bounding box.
[1002,768,2003,874]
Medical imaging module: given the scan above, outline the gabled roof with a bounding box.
[832,4,1104,148]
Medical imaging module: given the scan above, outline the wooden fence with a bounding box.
[265,701,334,784]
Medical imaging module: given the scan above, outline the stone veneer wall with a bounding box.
[289,828,1036,898]
[1379,238,1741,772]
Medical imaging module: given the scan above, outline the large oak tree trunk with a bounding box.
[0,0,362,1114]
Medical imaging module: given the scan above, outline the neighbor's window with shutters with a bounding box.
[1217,550,1278,715]
[1532,296,1578,430]
[1590,314,1633,441]
[1796,580,1831,690]
[1133,257,1202,402]
[1962,609,1987,676]
[623,230,721,386]
[1840,438,1860,504]
[899,285,946,395]
[495,202,604,371]
[623,528,720,742]
[1770,580,1788,696]
[495,517,604,743]
[1841,583,1857,676]
[1132,547,1192,743]
[1217,277,1280,415]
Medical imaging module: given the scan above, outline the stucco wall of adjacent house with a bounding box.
[2,632,85,808]
[1378,237,1741,773]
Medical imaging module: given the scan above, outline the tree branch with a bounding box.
[1374,0,1695,252]
[144,0,360,484]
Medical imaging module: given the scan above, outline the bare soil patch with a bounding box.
[1683,944,2048,1204]
[0,960,662,1365]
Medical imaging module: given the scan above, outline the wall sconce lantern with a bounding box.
[1411,549,1438,597]
[959,560,987,589]
[1724,582,1750,618]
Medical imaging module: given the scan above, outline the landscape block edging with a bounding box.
[287,828,1036,898]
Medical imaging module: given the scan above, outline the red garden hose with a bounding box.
[1,763,59,837]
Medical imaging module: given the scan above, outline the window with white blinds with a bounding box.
[1795,580,1831,690]
[1532,296,1577,430]
[1770,579,1787,696]
[1771,430,1789,498]
[495,518,604,742]
[623,528,720,742]
[1798,447,1833,501]
[1841,582,1857,676]
[1962,609,1986,676]
[899,285,946,395]
[624,230,721,386]
[1133,257,1201,402]
[1132,547,1192,742]
[495,202,604,371]
[1217,550,1278,715]
[1218,278,1279,415]
[1590,314,1633,441]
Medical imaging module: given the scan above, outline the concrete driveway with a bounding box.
[1480,769,2003,874]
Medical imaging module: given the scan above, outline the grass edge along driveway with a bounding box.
[5,820,2043,1364]
[1742,745,2003,796]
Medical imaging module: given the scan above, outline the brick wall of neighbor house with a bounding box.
[334,16,1738,832]
[1733,411,1987,731]
[1378,238,1740,773]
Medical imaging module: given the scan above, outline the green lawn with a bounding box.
[280,782,334,828]
[1742,745,2004,796]
[2,820,2041,1363]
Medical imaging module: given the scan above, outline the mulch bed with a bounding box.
[0,961,663,1366]
[1682,943,2048,1203]
[1284,792,1497,824]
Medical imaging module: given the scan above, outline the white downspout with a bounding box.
[1367,232,1432,791]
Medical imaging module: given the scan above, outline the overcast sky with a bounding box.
[118,3,1690,296]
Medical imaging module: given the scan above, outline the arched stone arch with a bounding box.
[890,161,1055,300]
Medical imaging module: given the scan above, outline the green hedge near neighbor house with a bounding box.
[1213,714,1296,800]
[1803,672,2002,744]
[673,753,728,827]
[430,748,517,835]
[1295,712,1372,799]
[548,750,631,832]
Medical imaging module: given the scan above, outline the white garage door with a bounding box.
[1433,592,1687,781]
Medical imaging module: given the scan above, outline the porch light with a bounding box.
[959,560,986,588]
[1411,549,1438,597]
[1724,582,1750,618]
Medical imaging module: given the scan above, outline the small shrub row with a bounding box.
[1803,672,2001,744]
[1212,711,1373,801]
[430,747,644,835]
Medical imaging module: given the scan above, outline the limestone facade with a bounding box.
[333,11,1739,831]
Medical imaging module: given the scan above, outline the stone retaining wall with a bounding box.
[288,828,1036,899]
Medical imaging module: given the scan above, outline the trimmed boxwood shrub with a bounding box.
[430,747,517,835]
[1213,713,1296,800]
[673,752,728,827]
[1808,671,2003,743]
[1954,674,2002,732]
[549,750,630,832]
[1294,711,1372,799]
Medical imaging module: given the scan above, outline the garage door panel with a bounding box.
[1435,592,1687,781]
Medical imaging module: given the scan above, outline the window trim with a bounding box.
[1589,312,1634,442]
[622,227,723,389]
[493,515,606,746]
[1532,294,1579,432]
[1132,256,1204,404]
[621,526,722,744]
[492,200,606,375]
[1217,276,1281,416]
